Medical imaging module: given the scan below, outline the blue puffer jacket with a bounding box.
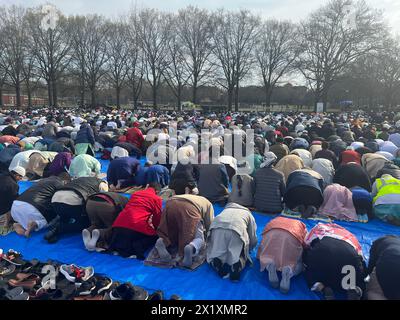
[75,123,95,145]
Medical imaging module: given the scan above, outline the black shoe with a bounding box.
[91,276,113,296]
[109,283,148,300]
[76,279,96,296]
[148,290,164,301]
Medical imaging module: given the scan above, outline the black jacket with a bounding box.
[59,177,104,202]
[333,163,372,192]
[17,176,64,222]
[0,173,19,215]
[368,236,400,300]
[169,162,199,194]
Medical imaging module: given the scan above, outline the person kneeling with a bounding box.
[207,202,257,281]
[257,217,307,294]
[82,191,129,252]
[155,194,214,268]
[105,183,163,259]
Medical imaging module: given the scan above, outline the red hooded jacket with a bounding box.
[112,188,162,236]
[126,126,144,149]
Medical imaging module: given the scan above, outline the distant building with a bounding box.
[1,94,46,107]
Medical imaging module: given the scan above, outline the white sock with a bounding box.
[87,229,100,251]
[82,229,94,251]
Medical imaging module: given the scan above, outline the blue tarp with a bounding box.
[1,158,399,300]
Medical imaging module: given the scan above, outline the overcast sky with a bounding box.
[2,0,400,34]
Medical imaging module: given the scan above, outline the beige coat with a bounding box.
[275,155,305,182]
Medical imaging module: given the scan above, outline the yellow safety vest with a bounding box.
[373,176,400,203]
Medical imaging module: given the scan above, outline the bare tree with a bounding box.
[135,9,171,108]
[26,6,73,107]
[177,6,214,104]
[255,20,298,108]
[71,15,110,108]
[212,9,260,111]
[0,6,27,108]
[105,20,130,108]
[163,16,191,110]
[354,39,400,109]
[0,27,10,107]
[22,53,41,107]
[296,0,386,110]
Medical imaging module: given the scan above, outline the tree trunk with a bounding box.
[322,87,329,112]
[80,68,85,108]
[47,80,53,107]
[265,84,272,110]
[227,87,234,111]
[0,85,3,107]
[27,85,32,108]
[116,86,121,109]
[234,80,239,112]
[91,86,96,108]
[192,77,198,104]
[52,77,58,108]
[16,80,21,108]
[177,86,182,112]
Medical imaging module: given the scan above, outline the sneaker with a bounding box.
[109,283,148,301]
[1,249,25,266]
[170,294,182,300]
[60,264,94,283]
[0,261,16,276]
[76,279,96,296]
[91,276,113,295]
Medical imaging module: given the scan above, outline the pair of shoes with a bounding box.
[74,275,112,297]
[60,264,94,283]
[107,283,148,300]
